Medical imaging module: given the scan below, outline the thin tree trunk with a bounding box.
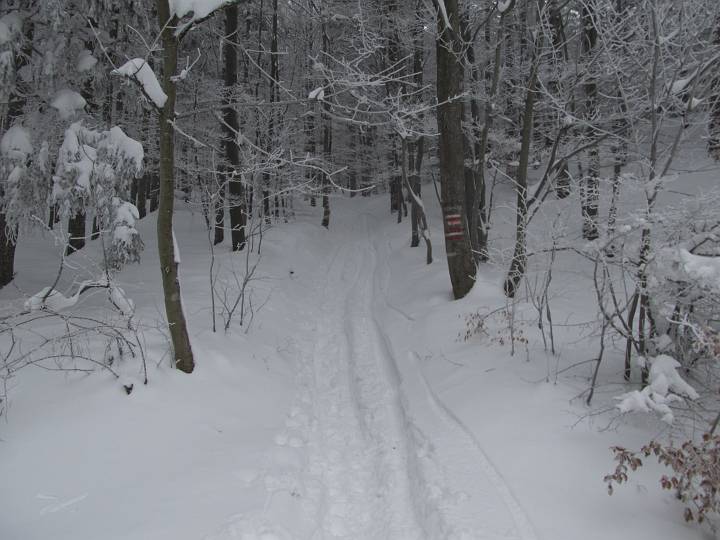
[156,0,194,374]
[0,212,16,287]
[224,4,245,250]
[548,0,571,198]
[504,22,541,298]
[709,15,720,159]
[321,21,331,228]
[436,0,476,299]
[475,6,512,262]
[581,0,599,240]
[403,138,432,264]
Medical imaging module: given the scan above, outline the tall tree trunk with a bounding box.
[0,212,16,287]
[224,4,245,250]
[156,0,195,374]
[408,10,425,247]
[503,19,541,298]
[475,5,513,264]
[436,0,476,299]
[710,15,720,160]
[320,21,331,228]
[581,0,599,240]
[548,0,571,198]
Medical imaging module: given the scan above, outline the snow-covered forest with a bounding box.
[2,0,720,538]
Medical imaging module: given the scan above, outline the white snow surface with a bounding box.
[0,193,709,540]
[112,59,167,108]
[50,89,87,120]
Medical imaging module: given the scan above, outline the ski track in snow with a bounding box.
[241,211,539,540]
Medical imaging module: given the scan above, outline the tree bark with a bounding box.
[503,18,541,298]
[0,212,16,287]
[224,4,245,250]
[581,0,599,240]
[156,0,195,374]
[321,20,331,228]
[709,15,720,160]
[436,0,476,299]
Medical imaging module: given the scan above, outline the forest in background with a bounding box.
[3,0,720,533]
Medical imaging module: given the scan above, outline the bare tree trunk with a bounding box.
[224,4,245,250]
[403,138,432,263]
[0,212,16,287]
[504,20,541,298]
[409,11,425,247]
[474,5,513,264]
[321,20,331,228]
[548,0,571,198]
[436,0,476,299]
[581,0,599,240]
[710,15,720,159]
[156,0,195,373]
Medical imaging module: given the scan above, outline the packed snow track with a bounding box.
[215,209,539,540]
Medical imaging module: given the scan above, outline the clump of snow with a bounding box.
[108,198,144,270]
[53,122,144,201]
[0,11,23,45]
[498,0,514,14]
[616,354,699,424]
[114,199,140,227]
[50,89,87,120]
[0,125,32,160]
[25,287,80,312]
[169,0,232,23]
[76,49,98,72]
[669,72,696,95]
[112,59,167,108]
[53,123,107,198]
[308,86,325,101]
[99,127,144,175]
[677,249,720,290]
[109,286,134,317]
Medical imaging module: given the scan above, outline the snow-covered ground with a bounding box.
[0,189,711,539]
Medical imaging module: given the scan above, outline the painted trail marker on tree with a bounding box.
[444,208,464,241]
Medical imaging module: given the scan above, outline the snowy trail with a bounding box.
[266,217,422,539]
[253,208,539,540]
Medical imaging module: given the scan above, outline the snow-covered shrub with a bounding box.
[594,186,720,402]
[53,121,145,270]
[0,125,51,234]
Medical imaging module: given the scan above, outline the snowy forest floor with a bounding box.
[0,188,712,540]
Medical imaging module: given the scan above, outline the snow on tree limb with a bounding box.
[616,355,699,424]
[112,59,167,108]
[169,0,235,23]
[50,89,87,120]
